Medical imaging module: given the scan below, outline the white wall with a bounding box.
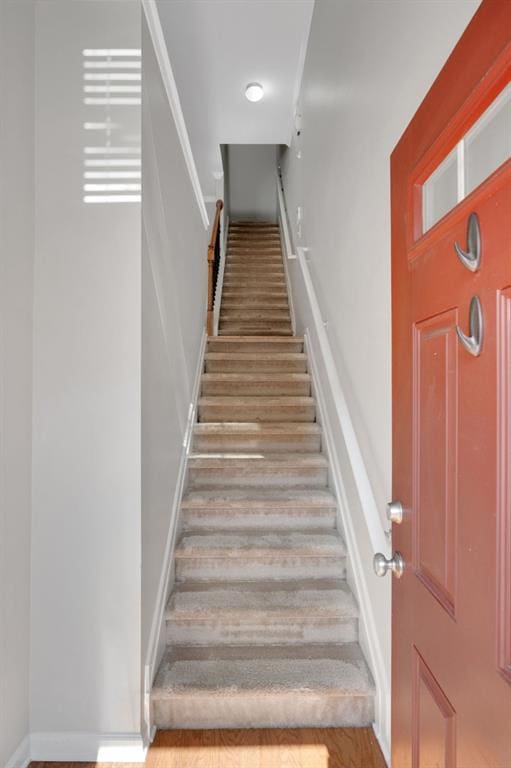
[228,145,278,221]
[0,1,34,764]
[141,12,208,718]
[156,0,313,198]
[30,0,143,748]
[280,0,479,749]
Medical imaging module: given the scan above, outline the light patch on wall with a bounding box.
[82,48,141,204]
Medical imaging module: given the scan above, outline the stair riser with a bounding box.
[228,247,282,253]
[204,355,307,374]
[221,300,289,307]
[227,253,283,260]
[193,433,321,452]
[221,309,289,318]
[175,555,346,582]
[219,328,293,337]
[228,241,281,247]
[229,234,281,240]
[222,281,287,288]
[206,341,303,353]
[166,617,358,646]
[201,382,310,397]
[204,359,307,373]
[225,273,284,279]
[229,232,280,237]
[221,288,288,295]
[222,288,287,294]
[221,296,288,304]
[226,264,284,271]
[180,508,337,531]
[153,692,373,730]
[229,238,281,243]
[198,405,315,422]
[222,287,288,296]
[226,256,283,263]
[219,321,292,328]
[227,257,283,263]
[208,336,302,345]
[188,468,328,488]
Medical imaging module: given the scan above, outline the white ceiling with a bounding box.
[156,0,314,198]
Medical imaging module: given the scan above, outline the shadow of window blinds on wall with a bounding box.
[82,48,141,204]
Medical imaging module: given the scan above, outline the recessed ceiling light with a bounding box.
[245,82,264,102]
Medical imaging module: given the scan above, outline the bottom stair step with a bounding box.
[152,642,375,729]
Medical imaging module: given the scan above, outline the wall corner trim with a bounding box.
[28,733,146,763]
[5,735,31,768]
[141,0,209,229]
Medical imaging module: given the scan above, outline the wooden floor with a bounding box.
[30,727,386,768]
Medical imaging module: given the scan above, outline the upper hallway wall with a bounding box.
[0,0,34,763]
[228,144,278,222]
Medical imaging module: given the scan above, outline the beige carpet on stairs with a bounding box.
[151,221,375,729]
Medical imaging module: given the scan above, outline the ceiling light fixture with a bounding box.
[245,82,264,102]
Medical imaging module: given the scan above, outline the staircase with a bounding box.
[219,222,293,336]
[151,222,375,730]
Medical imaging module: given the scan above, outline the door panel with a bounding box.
[412,648,456,768]
[413,311,458,616]
[391,3,511,766]
[497,287,511,683]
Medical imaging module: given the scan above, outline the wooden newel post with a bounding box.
[206,199,224,336]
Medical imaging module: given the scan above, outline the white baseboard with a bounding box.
[5,735,30,768]
[30,732,146,763]
[373,721,391,766]
[142,329,207,741]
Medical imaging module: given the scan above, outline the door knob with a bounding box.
[387,500,403,524]
[373,551,405,578]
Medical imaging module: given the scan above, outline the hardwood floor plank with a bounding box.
[30,727,386,768]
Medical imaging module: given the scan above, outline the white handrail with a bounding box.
[296,246,389,555]
[276,172,296,260]
[213,214,229,335]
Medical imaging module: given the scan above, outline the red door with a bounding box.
[391,3,511,766]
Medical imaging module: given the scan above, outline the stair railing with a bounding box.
[207,199,224,335]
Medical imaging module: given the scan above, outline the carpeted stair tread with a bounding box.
[198,395,314,406]
[188,452,328,468]
[204,353,307,373]
[153,642,374,697]
[181,487,336,507]
[167,580,358,620]
[187,452,328,488]
[175,530,346,558]
[193,422,320,436]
